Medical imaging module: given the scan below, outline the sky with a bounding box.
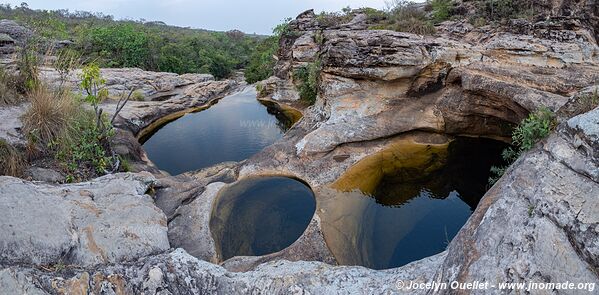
[0,0,404,35]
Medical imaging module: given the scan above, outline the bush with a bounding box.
[53,48,81,88]
[16,41,41,93]
[512,107,555,151]
[378,0,437,35]
[293,61,320,105]
[478,0,535,21]
[245,36,278,84]
[21,85,116,181]
[429,0,453,23]
[0,139,24,177]
[53,109,115,180]
[489,107,556,185]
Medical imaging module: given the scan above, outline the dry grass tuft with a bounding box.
[21,85,77,148]
[0,66,21,106]
[0,139,24,177]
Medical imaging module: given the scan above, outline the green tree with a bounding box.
[86,23,150,68]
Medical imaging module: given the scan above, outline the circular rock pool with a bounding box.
[210,177,316,261]
[321,137,507,270]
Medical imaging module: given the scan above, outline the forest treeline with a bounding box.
[0,3,277,80]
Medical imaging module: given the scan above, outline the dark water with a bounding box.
[322,138,506,270]
[142,88,286,175]
[210,177,316,261]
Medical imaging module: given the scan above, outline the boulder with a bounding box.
[0,173,169,267]
[39,67,215,99]
[24,167,63,183]
[0,20,33,43]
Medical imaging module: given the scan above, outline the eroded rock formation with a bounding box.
[0,3,598,294]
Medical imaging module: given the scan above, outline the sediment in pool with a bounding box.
[320,136,507,269]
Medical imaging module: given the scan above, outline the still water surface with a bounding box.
[210,177,316,261]
[321,138,506,269]
[142,88,286,175]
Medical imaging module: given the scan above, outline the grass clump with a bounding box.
[293,61,321,105]
[489,107,556,185]
[16,41,41,93]
[477,0,535,22]
[0,139,24,177]
[373,1,437,35]
[0,66,20,106]
[20,62,132,182]
[577,89,599,114]
[22,87,77,148]
[23,86,118,182]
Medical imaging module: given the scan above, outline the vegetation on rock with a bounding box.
[0,139,24,177]
[245,21,291,84]
[489,107,556,185]
[12,45,132,182]
[293,61,321,105]
[0,66,20,105]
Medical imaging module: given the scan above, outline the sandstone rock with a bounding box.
[24,167,63,183]
[5,248,444,294]
[167,182,225,263]
[434,107,599,291]
[0,177,77,266]
[40,67,214,99]
[0,269,47,295]
[0,20,33,44]
[0,103,26,145]
[291,32,320,62]
[272,24,599,154]
[0,173,169,267]
[109,79,238,137]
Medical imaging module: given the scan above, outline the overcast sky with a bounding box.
[0,0,415,34]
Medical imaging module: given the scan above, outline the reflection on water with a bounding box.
[210,177,316,261]
[320,138,506,270]
[142,87,286,175]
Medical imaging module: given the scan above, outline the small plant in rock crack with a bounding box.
[293,60,321,105]
[528,205,535,217]
[488,107,556,185]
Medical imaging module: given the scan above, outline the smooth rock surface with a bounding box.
[0,173,169,267]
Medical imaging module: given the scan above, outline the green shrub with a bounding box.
[380,0,437,35]
[53,48,81,89]
[293,61,320,105]
[429,0,452,23]
[120,156,132,172]
[478,0,535,21]
[489,107,556,185]
[16,41,41,93]
[512,107,555,151]
[245,19,292,84]
[54,109,115,180]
